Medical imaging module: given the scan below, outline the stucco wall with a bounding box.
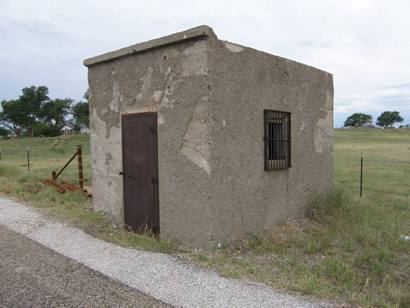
[88,36,217,247]
[207,39,333,245]
[86,26,333,249]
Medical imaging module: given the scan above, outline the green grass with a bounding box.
[0,129,409,306]
[0,134,175,254]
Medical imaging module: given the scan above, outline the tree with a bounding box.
[376,111,404,128]
[344,113,372,127]
[0,86,50,136]
[0,127,9,138]
[72,91,89,130]
[0,99,26,136]
[0,85,74,137]
[36,98,72,136]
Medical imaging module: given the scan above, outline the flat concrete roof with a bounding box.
[84,25,216,67]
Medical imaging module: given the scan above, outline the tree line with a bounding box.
[0,86,89,138]
[344,111,406,128]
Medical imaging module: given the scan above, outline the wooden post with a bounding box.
[77,145,84,189]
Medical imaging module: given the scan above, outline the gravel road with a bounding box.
[0,226,170,307]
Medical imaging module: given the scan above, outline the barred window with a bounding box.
[264,110,291,170]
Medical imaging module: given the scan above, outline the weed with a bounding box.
[306,189,349,222]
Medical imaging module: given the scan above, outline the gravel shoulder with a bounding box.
[0,197,330,307]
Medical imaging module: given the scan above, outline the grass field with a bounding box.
[0,129,409,307]
[0,134,175,253]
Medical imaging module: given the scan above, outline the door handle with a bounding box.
[119,171,137,180]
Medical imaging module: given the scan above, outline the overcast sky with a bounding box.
[0,0,409,127]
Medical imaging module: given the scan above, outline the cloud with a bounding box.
[0,0,409,128]
[340,82,410,112]
[296,40,332,48]
[1,20,63,38]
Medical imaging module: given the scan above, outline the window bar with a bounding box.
[263,111,268,170]
[286,115,288,168]
[281,114,284,168]
[287,114,292,168]
[283,115,286,168]
[271,112,274,170]
[280,114,283,169]
[273,112,276,169]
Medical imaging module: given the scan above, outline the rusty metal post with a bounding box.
[77,145,84,189]
[27,147,30,171]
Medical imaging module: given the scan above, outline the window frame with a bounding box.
[263,109,291,170]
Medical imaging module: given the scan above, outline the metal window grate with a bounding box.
[264,110,291,170]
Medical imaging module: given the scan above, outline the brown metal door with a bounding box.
[121,112,159,234]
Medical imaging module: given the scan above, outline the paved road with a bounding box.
[0,226,170,307]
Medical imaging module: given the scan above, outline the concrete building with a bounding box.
[84,25,333,248]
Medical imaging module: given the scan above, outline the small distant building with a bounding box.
[362,120,375,128]
[61,125,74,136]
[84,26,334,248]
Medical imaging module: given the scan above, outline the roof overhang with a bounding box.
[83,25,216,67]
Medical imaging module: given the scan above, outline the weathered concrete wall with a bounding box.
[207,39,333,245]
[86,25,333,249]
[87,29,217,247]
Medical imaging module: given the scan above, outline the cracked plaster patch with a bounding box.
[181,41,208,77]
[89,109,123,219]
[136,67,154,102]
[314,110,332,153]
[109,81,120,112]
[225,41,244,53]
[180,96,211,176]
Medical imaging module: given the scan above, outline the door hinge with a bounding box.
[151,176,158,184]
[150,126,157,133]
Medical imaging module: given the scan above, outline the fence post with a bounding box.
[27,147,30,171]
[360,155,363,197]
[77,145,84,189]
